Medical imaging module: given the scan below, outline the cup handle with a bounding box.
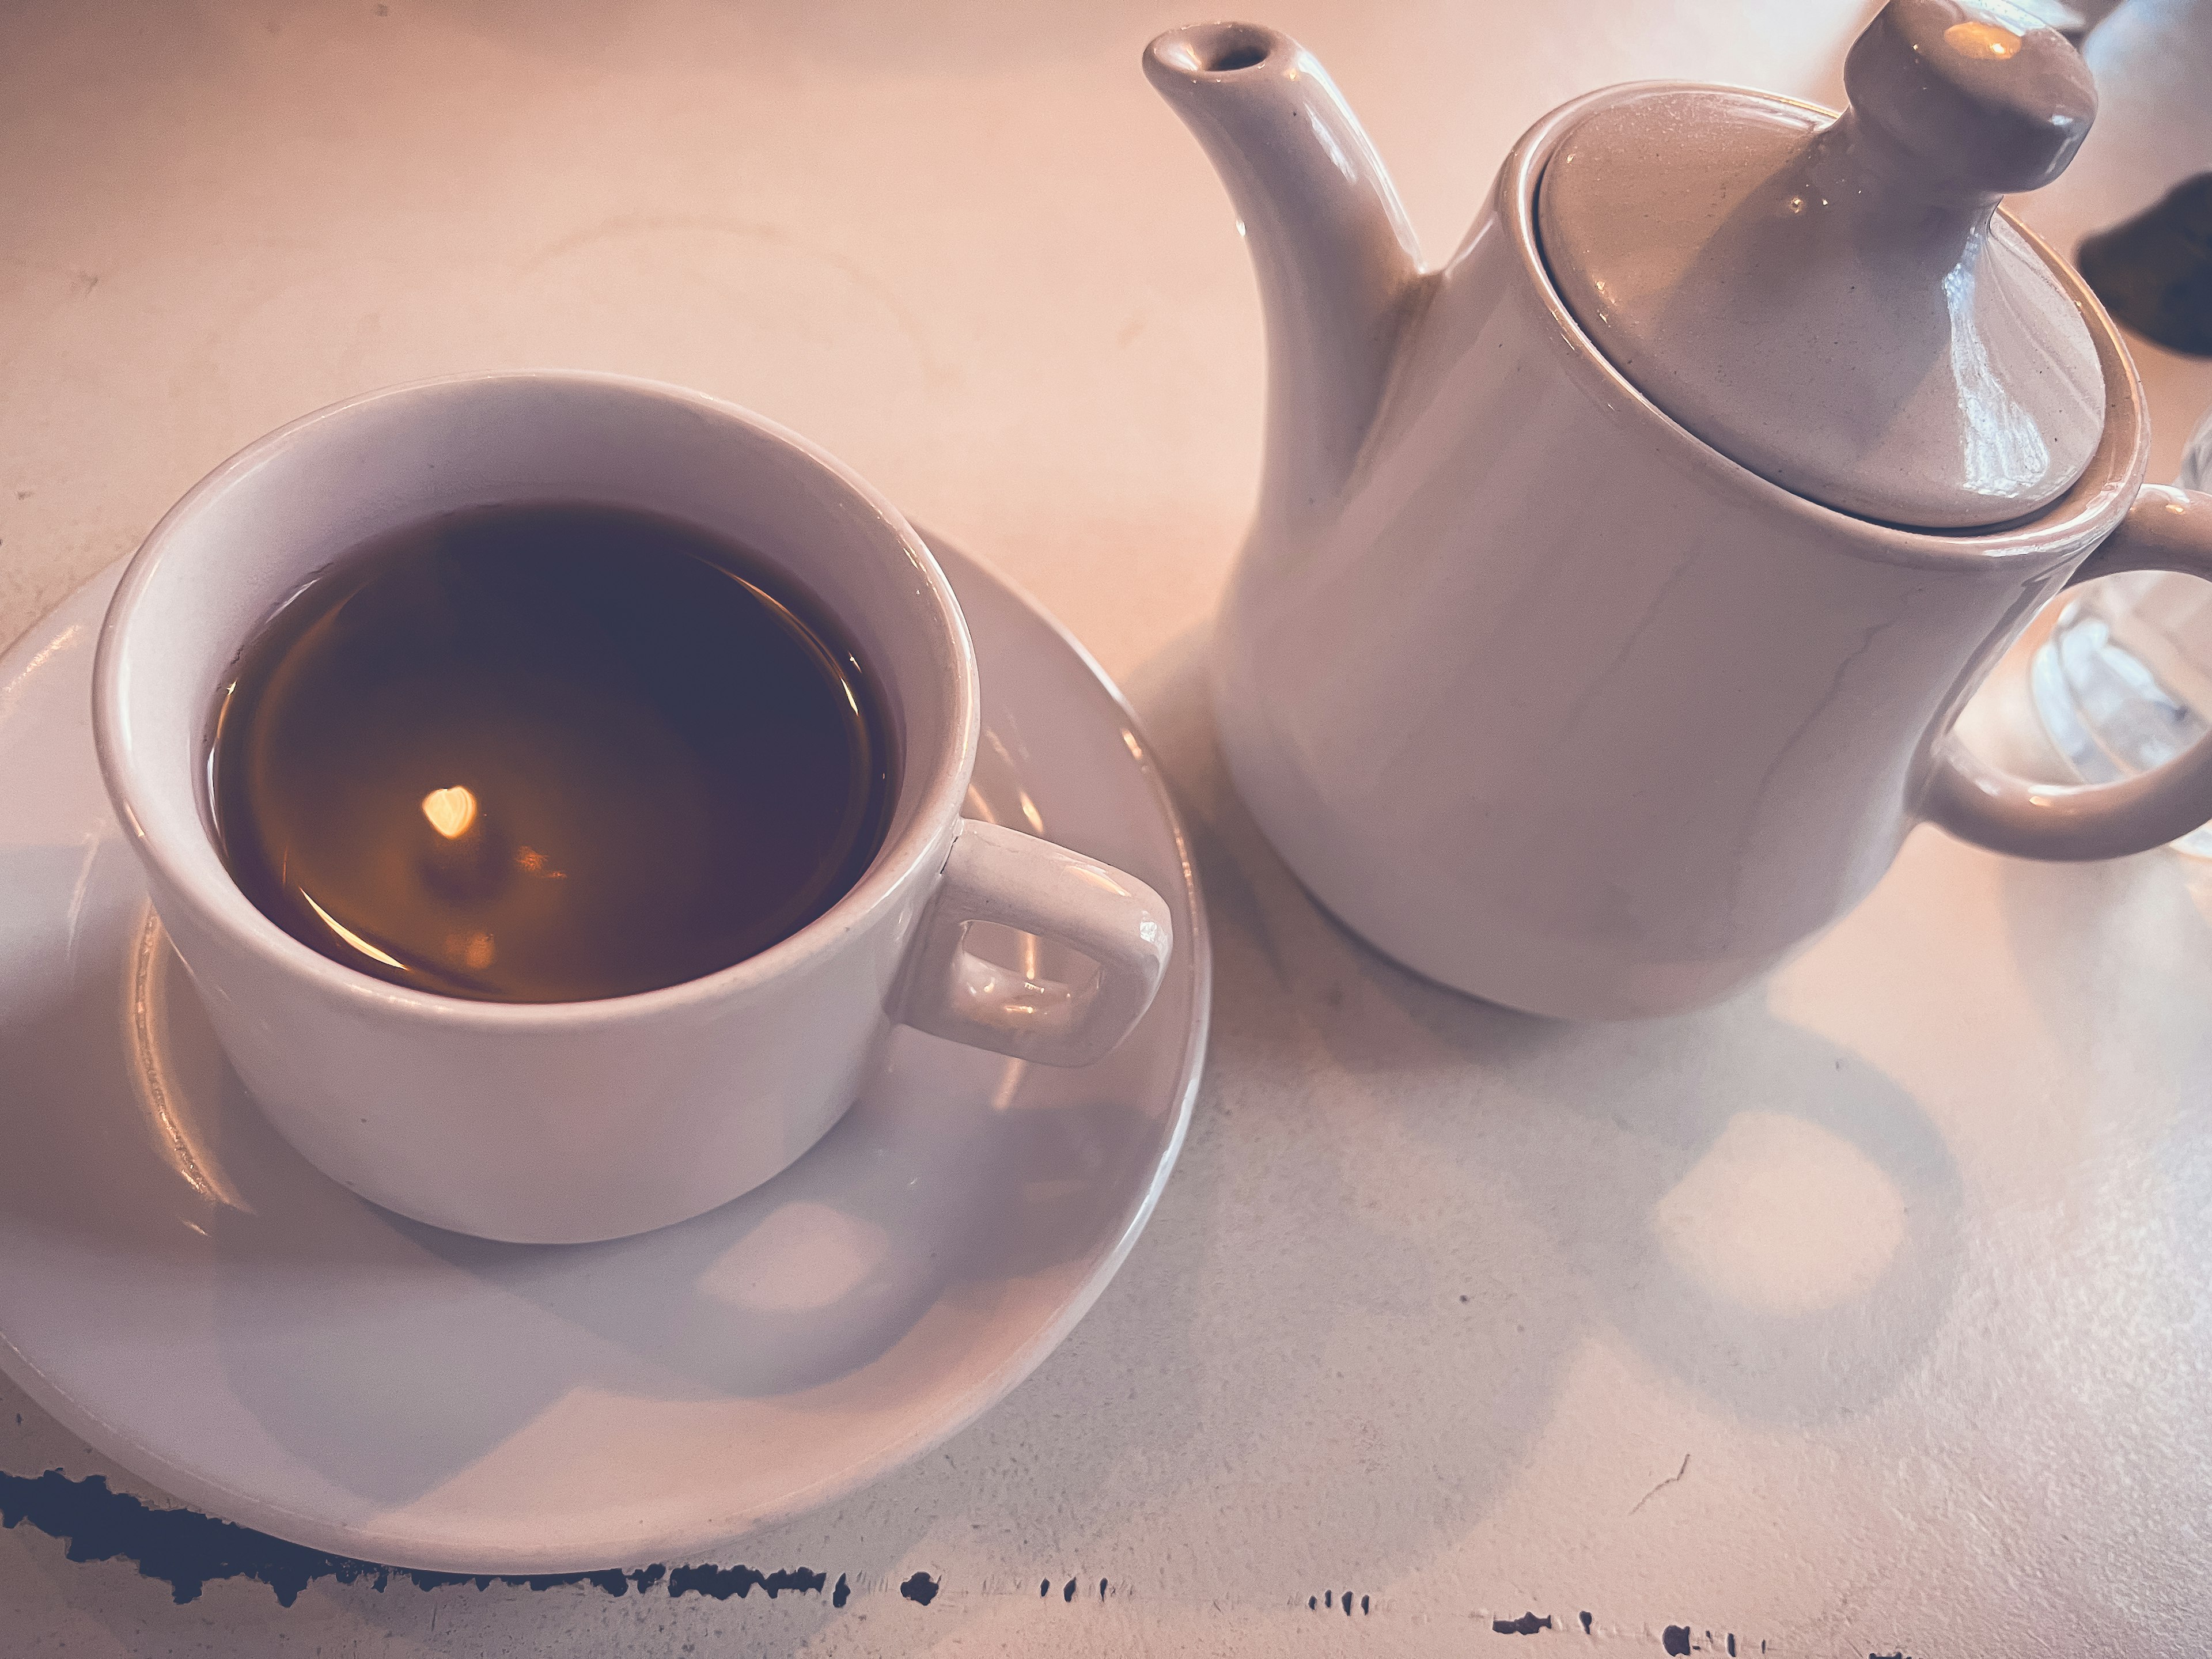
[1925,484,2212,860]
[898,820,1175,1066]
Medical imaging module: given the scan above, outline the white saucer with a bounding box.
[0,535,1208,1575]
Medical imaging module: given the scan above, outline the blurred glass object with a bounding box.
[2009,0,2212,482]
[2017,0,2212,854]
[2032,403,2212,855]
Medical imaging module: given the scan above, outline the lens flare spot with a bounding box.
[1944,19,2022,58]
[421,786,478,840]
[443,930,497,970]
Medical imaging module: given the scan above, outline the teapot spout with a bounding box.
[1145,24,1422,520]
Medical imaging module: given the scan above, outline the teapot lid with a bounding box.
[1536,0,2105,530]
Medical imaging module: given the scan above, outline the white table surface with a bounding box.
[5,2,2211,1654]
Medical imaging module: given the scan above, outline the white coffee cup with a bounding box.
[93,372,1173,1244]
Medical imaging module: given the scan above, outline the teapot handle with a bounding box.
[1925,485,2212,860]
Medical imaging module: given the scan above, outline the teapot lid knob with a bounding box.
[1535,0,2109,530]
[1844,0,2096,200]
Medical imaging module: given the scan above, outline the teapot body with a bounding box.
[1211,91,2146,1018]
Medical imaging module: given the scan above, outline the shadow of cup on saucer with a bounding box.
[112,921,1161,1512]
[387,1034,1164,1409]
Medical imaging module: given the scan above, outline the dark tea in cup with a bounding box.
[209,502,895,1003]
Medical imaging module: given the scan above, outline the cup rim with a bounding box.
[1499,81,2150,573]
[91,370,980,1028]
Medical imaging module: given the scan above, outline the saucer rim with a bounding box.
[0,529,1211,1573]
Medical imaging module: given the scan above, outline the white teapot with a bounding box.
[1147,0,2212,1018]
